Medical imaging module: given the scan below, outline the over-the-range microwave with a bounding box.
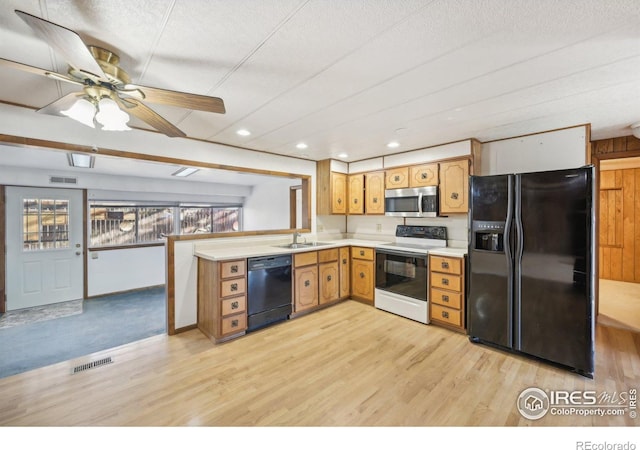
[384,186,438,218]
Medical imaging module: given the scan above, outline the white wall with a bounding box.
[243,178,300,230]
[88,246,165,297]
[479,125,588,175]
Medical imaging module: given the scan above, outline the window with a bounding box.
[22,198,70,250]
[89,202,241,247]
[180,206,240,234]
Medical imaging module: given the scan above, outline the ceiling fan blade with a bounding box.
[36,92,85,116]
[120,84,226,114]
[0,57,84,86]
[116,97,186,138]
[15,9,106,79]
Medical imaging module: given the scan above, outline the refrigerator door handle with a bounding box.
[504,175,514,348]
[513,175,524,350]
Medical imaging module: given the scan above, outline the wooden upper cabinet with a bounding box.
[316,159,347,215]
[385,167,409,189]
[365,171,385,215]
[410,163,439,187]
[439,159,469,214]
[348,173,364,215]
[331,172,347,214]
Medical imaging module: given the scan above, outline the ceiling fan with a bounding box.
[0,9,226,138]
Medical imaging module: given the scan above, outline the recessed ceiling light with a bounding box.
[236,129,251,136]
[67,153,95,168]
[387,141,400,149]
[337,153,349,159]
[296,142,308,150]
[172,167,199,177]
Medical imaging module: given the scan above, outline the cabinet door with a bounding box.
[294,265,318,312]
[319,261,339,304]
[385,167,409,189]
[339,247,350,299]
[365,171,385,215]
[331,172,347,214]
[351,259,374,302]
[348,174,364,214]
[410,163,438,187]
[439,159,469,214]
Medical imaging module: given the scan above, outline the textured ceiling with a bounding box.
[0,0,639,164]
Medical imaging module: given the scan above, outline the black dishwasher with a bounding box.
[247,255,292,332]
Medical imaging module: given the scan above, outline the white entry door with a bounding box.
[6,187,84,311]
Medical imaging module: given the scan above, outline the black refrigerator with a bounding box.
[467,166,596,378]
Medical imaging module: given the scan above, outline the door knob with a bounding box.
[75,251,82,256]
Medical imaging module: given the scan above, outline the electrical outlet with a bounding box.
[376,223,382,232]
[318,224,324,232]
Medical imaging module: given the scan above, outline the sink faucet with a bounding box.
[293,231,302,245]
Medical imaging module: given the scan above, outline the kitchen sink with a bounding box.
[273,242,333,249]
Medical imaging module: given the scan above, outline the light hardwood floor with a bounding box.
[598,279,640,332]
[0,300,638,426]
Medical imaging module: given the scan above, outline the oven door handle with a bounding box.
[376,249,428,260]
[417,192,424,216]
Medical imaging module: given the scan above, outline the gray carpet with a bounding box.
[0,286,166,379]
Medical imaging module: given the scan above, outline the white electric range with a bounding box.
[374,225,447,324]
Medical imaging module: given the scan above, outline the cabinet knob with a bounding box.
[442,295,449,302]
[231,319,239,328]
[354,198,358,204]
[441,261,449,269]
[450,192,459,200]
[231,301,239,309]
[442,311,449,319]
[421,173,427,179]
[360,250,365,256]
[231,283,238,291]
[360,272,365,278]
[230,265,238,273]
[342,258,347,264]
[373,197,378,203]
[441,278,449,286]
[327,275,332,282]
[394,175,400,182]
[304,280,310,287]
[337,198,342,204]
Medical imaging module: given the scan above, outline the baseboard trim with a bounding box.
[85,284,165,300]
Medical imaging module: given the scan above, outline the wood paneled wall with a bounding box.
[599,168,640,282]
[592,135,640,157]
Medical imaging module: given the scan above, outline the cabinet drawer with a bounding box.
[318,248,339,263]
[430,255,462,275]
[294,251,318,267]
[220,313,247,335]
[221,295,246,316]
[352,247,374,260]
[430,288,462,309]
[430,273,462,292]
[220,278,246,297]
[431,304,462,327]
[220,260,246,279]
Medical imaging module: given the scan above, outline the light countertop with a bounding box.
[194,238,391,261]
[194,238,467,261]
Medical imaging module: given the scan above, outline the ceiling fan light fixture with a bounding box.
[96,97,131,131]
[60,98,96,128]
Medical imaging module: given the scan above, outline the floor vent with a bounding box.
[50,176,78,184]
[71,356,113,374]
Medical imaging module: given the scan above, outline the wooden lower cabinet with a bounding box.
[339,247,350,299]
[350,246,375,303]
[428,254,466,332]
[197,258,248,342]
[294,252,319,313]
[319,261,339,304]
